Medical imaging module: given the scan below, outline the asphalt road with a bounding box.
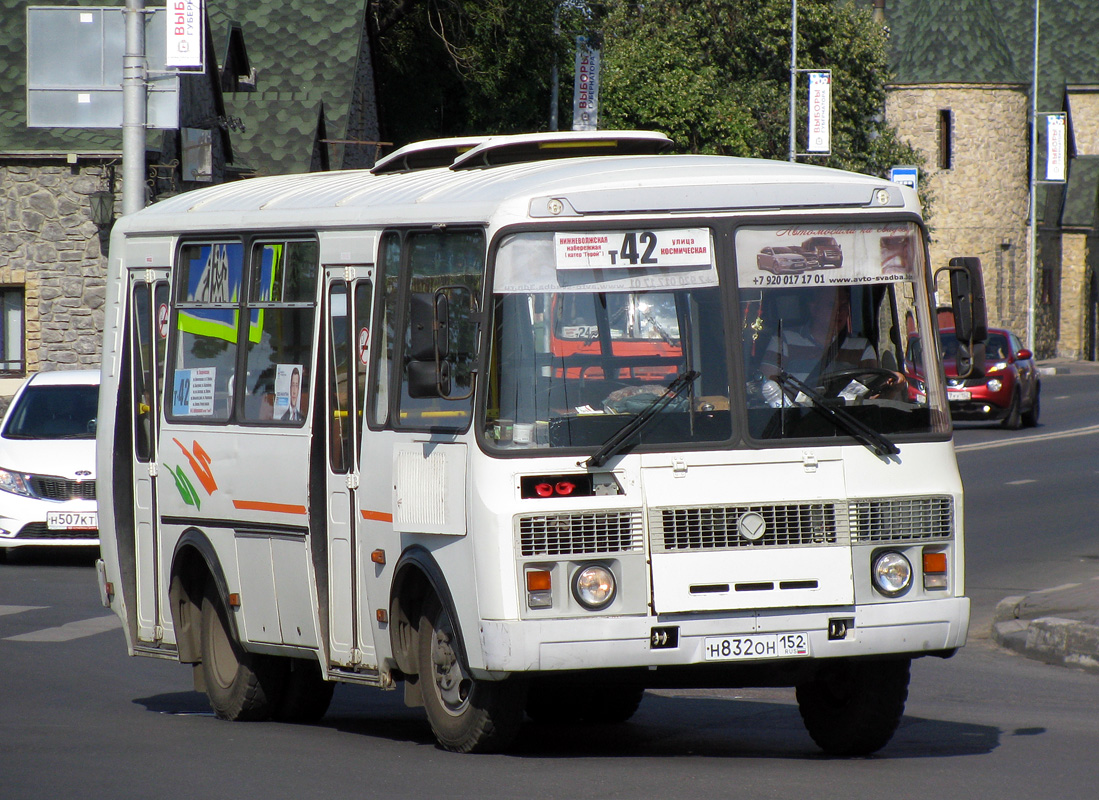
[2,366,1097,799]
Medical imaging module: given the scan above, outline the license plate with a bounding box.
[46,511,98,531]
[703,632,810,661]
[947,390,971,400]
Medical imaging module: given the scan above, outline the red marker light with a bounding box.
[555,481,576,496]
[535,482,554,497]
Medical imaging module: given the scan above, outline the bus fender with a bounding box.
[389,545,468,680]
[169,528,236,664]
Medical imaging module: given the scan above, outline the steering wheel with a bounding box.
[816,367,901,398]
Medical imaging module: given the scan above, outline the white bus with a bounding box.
[96,130,987,755]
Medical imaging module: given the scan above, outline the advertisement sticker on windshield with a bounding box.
[555,229,712,270]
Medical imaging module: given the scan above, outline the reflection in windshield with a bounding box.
[738,222,949,442]
[487,288,730,451]
[3,385,99,440]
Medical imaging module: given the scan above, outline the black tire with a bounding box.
[200,584,284,721]
[1001,388,1023,430]
[274,658,334,723]
[526,680,644,724]
[1021,385,1041,428]
[417,595,525,753]
[796,657,910,757]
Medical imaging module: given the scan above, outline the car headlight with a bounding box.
[572,564,616,610]
[987,378,1003,392]
[0,467,34,498]
[872,551,912,597]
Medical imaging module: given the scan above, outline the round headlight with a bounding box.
[872,551,912,596]
[572,564,616,610]
[987,378,1003,392]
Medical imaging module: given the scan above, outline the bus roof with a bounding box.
[113,138,914,237]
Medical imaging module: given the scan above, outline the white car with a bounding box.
[0,370,99,558]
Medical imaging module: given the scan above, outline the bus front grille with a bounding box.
[650,503,840,552]
[517,511,644,557]
[848,496,954,542]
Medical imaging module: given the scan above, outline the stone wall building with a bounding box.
[874,0,1099,359]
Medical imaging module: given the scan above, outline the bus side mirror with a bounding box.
[939,257,988,380]
[410,292,449,361]
[408,359,452,398]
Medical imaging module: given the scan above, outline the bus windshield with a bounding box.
[485,230,731,450]
[738,222,949,441]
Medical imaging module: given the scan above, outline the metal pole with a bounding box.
[788,0,797,162]
[122,0,147,216]
[1027,0,1039,349]
[550,3,561,131]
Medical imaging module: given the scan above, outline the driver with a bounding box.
[760,286,879,389]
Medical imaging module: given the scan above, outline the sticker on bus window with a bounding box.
[555,229,712,270]
[172,367,216,416]
[274,364,304,422]
[735,223,918,289]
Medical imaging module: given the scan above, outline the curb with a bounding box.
[991,596,1099,674]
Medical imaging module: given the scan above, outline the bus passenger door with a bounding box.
[323,267,376,668]
[128,270,169,643]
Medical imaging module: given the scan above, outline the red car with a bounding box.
[906,327,1040,429]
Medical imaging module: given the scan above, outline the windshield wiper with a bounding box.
[582,371,700,468]
[776,371,899,458]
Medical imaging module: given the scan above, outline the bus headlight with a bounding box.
[872,551,912,597]
[572,564,616,610]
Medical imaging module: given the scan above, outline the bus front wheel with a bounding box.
[417,595,525,753]
[795,657,910,756]
[200,584,284,721]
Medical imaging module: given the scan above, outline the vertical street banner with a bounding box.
[807,71,831,153]
[166,0,204,69]
[1046,113,1067,182]
[572,36,600,132]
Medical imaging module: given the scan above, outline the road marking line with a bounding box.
[955,423,1099,453]
[1035,583,1081,594]
[1006,479,1037,485]
[0,605,47,617]
[4,614,122,642]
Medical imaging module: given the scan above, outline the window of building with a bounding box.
[0,287,25,375]
[938,109,953,170]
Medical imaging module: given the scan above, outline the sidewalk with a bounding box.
[992,579,1099,674]
[987,357,1099,672]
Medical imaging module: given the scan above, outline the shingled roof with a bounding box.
[207,1,379,176]
[880,0,1099,110]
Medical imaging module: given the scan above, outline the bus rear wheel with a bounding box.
[200,584,284,721]
[796,657,910,756]
[417,595,525,753]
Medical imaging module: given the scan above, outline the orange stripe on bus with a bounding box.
[361,509,393,522]
[232,500,308,515]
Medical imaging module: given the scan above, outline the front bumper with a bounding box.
[0,495,99,548]
[476,597,970,675]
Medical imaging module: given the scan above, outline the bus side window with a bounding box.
[242,240,319,423]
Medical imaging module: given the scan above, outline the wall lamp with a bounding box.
[89,189,115,228]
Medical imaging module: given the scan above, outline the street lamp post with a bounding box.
[788,0,798,162]
[1026,0,1040,351]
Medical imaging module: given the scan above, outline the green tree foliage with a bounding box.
[371,0,564,143]
[599,0,924,182]
[371,0,924,191]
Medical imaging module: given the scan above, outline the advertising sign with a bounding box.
[735,223,918,289]
[1046,113,1067,182]
[572,36,599,132]
[166,0,204,69]
[807,72,831,153]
